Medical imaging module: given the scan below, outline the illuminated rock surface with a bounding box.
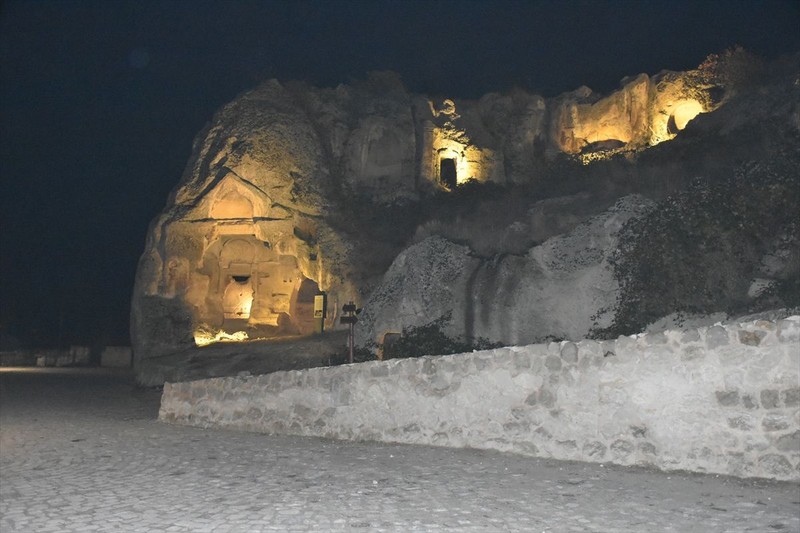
[132,50,799,383]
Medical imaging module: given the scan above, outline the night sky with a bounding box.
[1,0,799,348]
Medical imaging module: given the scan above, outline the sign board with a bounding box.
[313,295,326,318]
[313,293,327,334]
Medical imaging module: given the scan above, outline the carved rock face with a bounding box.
[131,81,358,369]
[550,72,718,155]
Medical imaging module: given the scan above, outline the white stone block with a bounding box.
[69,346,90,365]
[101,346,132,367]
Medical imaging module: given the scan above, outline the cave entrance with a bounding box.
[439,158,457,190]
[667,115,680,136]
[290,278,320,335]
[668,100,704,135]
[202,236,316,338]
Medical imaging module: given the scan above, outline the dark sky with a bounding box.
[1,0,799,347]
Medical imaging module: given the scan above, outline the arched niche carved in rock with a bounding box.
[222,275,253,320]
[210,190,254,219]
[668,100,704,135]
[193,234,321,344]
[290,277,320,336]
[220,238,256,267]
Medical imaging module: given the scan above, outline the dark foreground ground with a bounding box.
[1,368,798,532]
[138,331,350,385]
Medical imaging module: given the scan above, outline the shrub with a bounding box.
[595,152,800,338]
[383,314,501,359]
[328,344,378,365]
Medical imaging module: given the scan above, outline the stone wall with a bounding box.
[160,317,800,481]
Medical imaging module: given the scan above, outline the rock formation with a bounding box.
[132,49,798,382]
[354,195,654,349]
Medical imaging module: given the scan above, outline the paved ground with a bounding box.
[1,368,798,532]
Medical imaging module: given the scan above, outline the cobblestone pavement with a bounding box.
[1,368,798,532]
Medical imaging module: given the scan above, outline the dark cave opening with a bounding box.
[440,158,457,190]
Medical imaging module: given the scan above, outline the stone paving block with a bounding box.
[705,326,730,348]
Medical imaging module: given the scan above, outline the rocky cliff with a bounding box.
[356,51,800,353]
[132,49,800,380]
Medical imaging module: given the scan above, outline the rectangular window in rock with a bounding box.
[440,158,457,190]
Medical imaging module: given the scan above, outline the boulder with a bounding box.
[356,195,654,348]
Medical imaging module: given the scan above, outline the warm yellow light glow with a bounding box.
[650,98,705,145]
[457,147,484,185]
[237,291,253,318]
[193,329,250,347]
[432,144,485,189]
[223,280,253,319]
[671,100,703,131]
[456,157,473,185]
[210,190,254,219]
